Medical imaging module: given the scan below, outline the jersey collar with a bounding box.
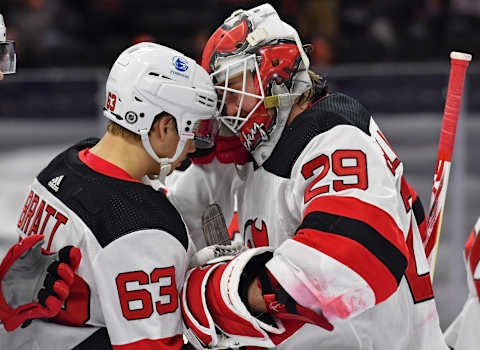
[78,148,142,183]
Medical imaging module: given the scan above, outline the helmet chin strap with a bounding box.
[140,129,188,186]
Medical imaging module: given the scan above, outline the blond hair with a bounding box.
[106,120,142,142]
[106,112,172,142]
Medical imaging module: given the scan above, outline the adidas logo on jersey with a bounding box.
[48,175,64,192]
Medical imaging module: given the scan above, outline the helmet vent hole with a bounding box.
[149,72,159,76]
[272,58,279,66]
[236,42,242,49]
[135,96,143,102]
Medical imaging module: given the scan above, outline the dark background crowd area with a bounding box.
[2,0,480,69]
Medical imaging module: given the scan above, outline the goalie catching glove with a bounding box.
[0,234,81,331]
[181,247,333,349]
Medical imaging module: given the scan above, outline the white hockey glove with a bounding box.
[0,235,81,331]
[181,247,333,349]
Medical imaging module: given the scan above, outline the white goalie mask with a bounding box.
[104,42,218,182]
[202,3,311,165]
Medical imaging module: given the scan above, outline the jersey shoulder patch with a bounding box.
[263,93,371,178]
[37,139,188,250]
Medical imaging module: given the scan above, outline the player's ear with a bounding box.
[153,113,173,141]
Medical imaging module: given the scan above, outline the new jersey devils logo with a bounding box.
[244,218,269,248]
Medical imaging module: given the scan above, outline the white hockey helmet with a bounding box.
[202,3,311,165]
[104,42,218,181]
[0,14,16,74]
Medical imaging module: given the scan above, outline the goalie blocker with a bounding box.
[181,247,333,349]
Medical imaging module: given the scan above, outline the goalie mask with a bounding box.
[104,42,218,183]
[202,3,311,165]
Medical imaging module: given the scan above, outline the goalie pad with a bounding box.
[182,246,335,349]
[0,235,81,331]
[182,247,283,349]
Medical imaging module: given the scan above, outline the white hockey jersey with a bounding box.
[0,139,192,350]
[169,93,448,349]
[444,216,480,350]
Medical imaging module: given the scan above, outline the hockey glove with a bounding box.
[181,247,332,349]
[190,136,249,165]
[0,235,81,331]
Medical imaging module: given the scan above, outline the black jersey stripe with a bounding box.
[72,327,112,350]
[412,196,426,225]
[298,211,408,284]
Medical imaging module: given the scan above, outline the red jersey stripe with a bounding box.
[294,228,399,304]
[304,195,408,258]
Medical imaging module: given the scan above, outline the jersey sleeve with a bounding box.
[266,120,413,322]
[464,217,480,301]
[167,159,240,249]
[91,229,189,350]
[444,217,480,349]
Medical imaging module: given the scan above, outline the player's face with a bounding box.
[218,72,257,118]
[0,71,3,80]
[169,139,195,174]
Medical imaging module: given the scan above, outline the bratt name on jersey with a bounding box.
[17,190,69,251]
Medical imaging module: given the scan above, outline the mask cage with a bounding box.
[211,54,265,135]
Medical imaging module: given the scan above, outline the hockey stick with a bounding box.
[202,203,231,246]
[427,51,472,280]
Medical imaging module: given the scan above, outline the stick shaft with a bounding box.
[428,52,471,279]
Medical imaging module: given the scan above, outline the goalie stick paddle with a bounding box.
[427,51,472,280]
[202,203,231,246]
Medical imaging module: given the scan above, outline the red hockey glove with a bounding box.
[0,235,81,331]
[190,136,249,165]
[181,248,332,349]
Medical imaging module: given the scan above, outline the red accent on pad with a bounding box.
[268,319,305,346]
[304,196,408,259]
[294,228,398,305]
[112,334,184,350]
[186,265,218,329]
[78,148,142,183]
[206,263,265,338]
[180,290,213,347]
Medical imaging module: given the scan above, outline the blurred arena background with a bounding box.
[1,0,480,331]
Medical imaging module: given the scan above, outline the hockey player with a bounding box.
[444,217,480,350]
[0,42,218,349]
[174,3,449,349]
